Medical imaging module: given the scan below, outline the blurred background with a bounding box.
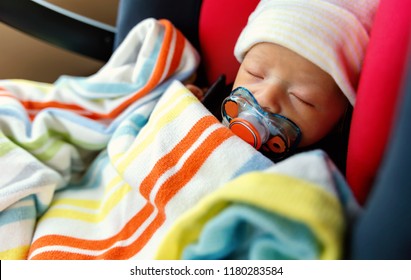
[0,0,119,83]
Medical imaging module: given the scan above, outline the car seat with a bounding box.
[1,0,410,259]
[350,50,411,259]
[113,0,411,205]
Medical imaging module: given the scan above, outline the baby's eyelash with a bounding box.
[290,93,314,107]
[246,69,263,79]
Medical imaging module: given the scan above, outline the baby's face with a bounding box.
[233,42,348,147]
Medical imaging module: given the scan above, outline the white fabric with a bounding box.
[234,0,380,105]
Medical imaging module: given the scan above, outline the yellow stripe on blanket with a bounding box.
[8,79,53,93]
[155,172,344,260]
[38,180,132,223]
[114,88,197,172]
[0,245,31,260]
[42,175,124,211]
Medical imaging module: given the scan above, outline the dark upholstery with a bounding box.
[114,0,203,50]
[350,52,411,259]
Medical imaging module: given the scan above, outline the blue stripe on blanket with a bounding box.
[112,114,149,138]
[8,165,59,214]
[0,107,31,133]
[44,109,110,132]
[0,205,36,226]
[53,27,166,99]
[232,153,274,180]
[181,203,318,260]
[56,78,147,98]
[36,94,154,137]
[133,27,165,83]
[64,151,109,190]
[107,92,162,133]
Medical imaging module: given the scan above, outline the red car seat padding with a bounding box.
[198,0,259,84]
[199,0,411,205]
[346,0,411,204]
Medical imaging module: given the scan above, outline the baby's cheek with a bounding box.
[297,121,328,147]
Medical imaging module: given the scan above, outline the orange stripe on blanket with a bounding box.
[11,20,185,122]
[0,91,18,99]
[29,117,230,260]
[140,115,218,199]
[29,116,215,256]
[98,126,233,259]
[19,100,100,119]
[164,25,186,79]
[107,19,180,119]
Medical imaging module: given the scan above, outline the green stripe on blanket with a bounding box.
[26,80,272,260]
[0,17,359,260]
[0,18,200,260]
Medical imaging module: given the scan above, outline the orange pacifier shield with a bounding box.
[229,118,263,149]
[221,87,302,160]
[223,100,239,118]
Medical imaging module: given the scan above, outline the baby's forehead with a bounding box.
[244,44,334,79]
[244,43,281,59]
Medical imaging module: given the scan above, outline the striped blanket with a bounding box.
[0,19,359,260]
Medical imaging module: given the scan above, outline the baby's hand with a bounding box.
[186,84,207,101]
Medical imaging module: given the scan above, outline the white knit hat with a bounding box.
[234,0,379,105]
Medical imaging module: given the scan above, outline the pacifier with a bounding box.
[221,87,302,160]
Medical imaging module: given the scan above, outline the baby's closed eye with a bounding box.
[289,92,315,108]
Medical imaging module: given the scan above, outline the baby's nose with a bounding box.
[254,83,285,114]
